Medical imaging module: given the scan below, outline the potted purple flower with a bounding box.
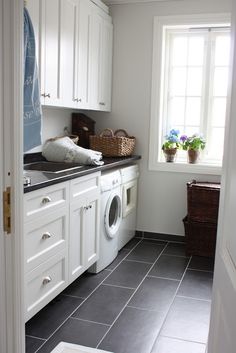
[162,129,180,162]
[180,133,206,163]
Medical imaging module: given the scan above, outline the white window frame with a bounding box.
[149,13,231,175]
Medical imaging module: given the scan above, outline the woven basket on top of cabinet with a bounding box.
[89,128,136,157]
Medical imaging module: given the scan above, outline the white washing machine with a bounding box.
[118,164,139,250]
[89,169,122,273]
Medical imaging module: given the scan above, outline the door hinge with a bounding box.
[3,187,11,234]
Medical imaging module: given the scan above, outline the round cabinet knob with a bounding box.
[45,93,51,98]
[41,93,46,97]
[42,196,52,205]
[84,206,88,211]
[78,98,82,102]
[99,102,106,106]
[89,205,92,209]
[42,276,52,285]
[42,232,52,240]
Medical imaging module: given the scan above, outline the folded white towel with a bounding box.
[42,137,104,166]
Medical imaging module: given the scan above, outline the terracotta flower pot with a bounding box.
[187,149,200,164]
[163,148,177,163]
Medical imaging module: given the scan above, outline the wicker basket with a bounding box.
[89,128,136,157]
[187,180,220,224]
[183,216,217,258]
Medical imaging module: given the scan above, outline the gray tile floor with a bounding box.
[25,238,213,353]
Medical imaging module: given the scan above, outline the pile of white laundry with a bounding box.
[42,137,104,166]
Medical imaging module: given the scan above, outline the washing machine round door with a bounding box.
[104,191,122,239]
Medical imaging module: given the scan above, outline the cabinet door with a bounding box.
[83,195,100,269]
[41,0,62,106]
[61,0,79,108]
[75,0,92,108]
[98,19,113,112]
[89,8,113,111]
[69,198,85,283]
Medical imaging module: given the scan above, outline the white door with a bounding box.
[207,6,236,353]
[1,0,24,352]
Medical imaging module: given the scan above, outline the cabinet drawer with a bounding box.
[25,250,68,321]
[24,182,69,221]
[70,172,101,201]
[25,208,69,272]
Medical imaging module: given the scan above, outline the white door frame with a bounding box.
[0,0,25,352]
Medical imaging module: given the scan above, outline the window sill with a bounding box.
[149,161,222,175]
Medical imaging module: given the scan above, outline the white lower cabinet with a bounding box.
[25,249,68,321]
[24,172,101,321]
[69,172,100,283]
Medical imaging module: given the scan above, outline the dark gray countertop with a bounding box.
[24,155,141,193]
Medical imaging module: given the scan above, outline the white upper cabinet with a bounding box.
[61,0,92,109]
[98,18,113,111]
[27,0,112,111]
[41,0,62,106]
[89,8,113,111]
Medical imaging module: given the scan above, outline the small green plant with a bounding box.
[162,129,180,150]
[180,133,206,151]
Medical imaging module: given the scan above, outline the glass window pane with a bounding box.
[186,97,201,126]
[187,68,203,96]
[170,68,187,95]
[169,97,185,125]
[185,126,200,136]
[208,128,225,159]
[213,67,229,96]
[212,98,227,127]
[188,36,205,66]
[172,36,188,66]
[215,35,230,66]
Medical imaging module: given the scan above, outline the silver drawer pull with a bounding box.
[42,276,52,285]
[42,196,52,205]
[42,232,52,240]
[99,102,106,106]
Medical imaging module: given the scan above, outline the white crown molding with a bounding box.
[104,0,183,6]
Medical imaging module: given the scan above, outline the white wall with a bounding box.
[88,0,231,236]
[28,107,73,152]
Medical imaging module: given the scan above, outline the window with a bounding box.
[149,14,231,174]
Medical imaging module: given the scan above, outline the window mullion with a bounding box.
[202,31,213,160]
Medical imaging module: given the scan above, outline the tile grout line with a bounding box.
[186,268,214,274]
[101,283,136,290]
[61,293,86,300]
[126,305,166,313]
[147,275,181,282]
[70,316,111,327]
[160,253,190,259]
[176,294,212,302]
[33,238,144,353]
[160,334,207,346]
[124,259,154,265]
[95,241,171,349]
[149,255,193,353]
[25,334,46,341]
